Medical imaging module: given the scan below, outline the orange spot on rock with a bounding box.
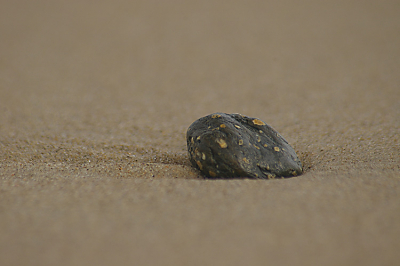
[252,119,265,125]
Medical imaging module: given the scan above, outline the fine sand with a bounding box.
[1,1,399,265]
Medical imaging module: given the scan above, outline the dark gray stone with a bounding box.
[186,113,302,179]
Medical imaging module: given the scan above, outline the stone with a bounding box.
[186,113,302,179]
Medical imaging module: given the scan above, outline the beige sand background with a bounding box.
[1,0,399,265]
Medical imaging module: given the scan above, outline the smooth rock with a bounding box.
[186,113,302,178]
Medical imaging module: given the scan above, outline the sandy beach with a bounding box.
[1,1,399,265]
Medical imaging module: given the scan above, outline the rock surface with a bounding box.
[187,113,302,178]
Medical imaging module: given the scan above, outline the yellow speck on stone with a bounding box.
[212,114,221,119]
[263,144,268,148]
[202,153,206,160]
[209,170,217,177]
[243,158,250,163]
[220,124,226,128]
[191,137,194,144]
[257,136,261,142]
[196,136,201,140]
[291,171,297,176]
[252,119,265,126]
[238,139,243,145]
[274,147,280,152]
[195,148,201,158]
[234,125,241,129]
[259,130,263,134]
[253,144,260,149]
[196,161,203,170]
[216,139,227,148]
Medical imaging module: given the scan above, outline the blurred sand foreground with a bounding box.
[0,1,399,265]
